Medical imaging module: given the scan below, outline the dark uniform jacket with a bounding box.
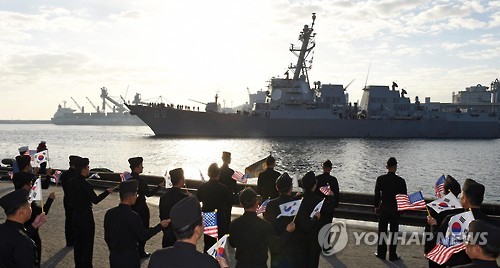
[374,172,407,210]
[295,190,334,268]
[27,198,54,266]
[148,241,219,268]
[196,179,237,237]
[0,220,37,268]
[229,211,291,268]
[104,204,163,268]
[69,174,110,213]
[219,164,237,194]
[131,172,160,206]
[60,168,77,208]
[159,187,189,247]
[257,168,280,201]
[452,259,500,268]
[264,194,302,268]
[314,172,340,221]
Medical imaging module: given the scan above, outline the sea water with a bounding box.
[1,124,499,202]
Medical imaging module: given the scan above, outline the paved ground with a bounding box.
[0,181,429,267]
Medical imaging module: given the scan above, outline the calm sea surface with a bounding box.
[1,124,499,203]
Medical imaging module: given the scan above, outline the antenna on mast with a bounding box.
[364,61,372,89]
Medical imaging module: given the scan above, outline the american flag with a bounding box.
[231,171,247,183]
[396,191,426,211]
[203,211,218,238]
[435,175,446,198]
[120,171,131,182]
[51,170,62,184]
[425,243,466,265]
[257,198,270,215]
[319,184,330,195]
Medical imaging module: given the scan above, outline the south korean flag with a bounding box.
[441,211,475,247]
[428,192,462,214]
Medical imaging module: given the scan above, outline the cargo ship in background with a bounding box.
[51,87,145,126]
[127,13,500,138]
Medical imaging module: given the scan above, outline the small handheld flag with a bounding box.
[207,234,228,258]
[120,171,131,182]
[435,175,446,198]
[203,211,218,238]
[51,170,62,184]
[34,150,48,165]
[427,192,462,214]
[426,211,474,264]
[319,184,331,196]
[277,199,302,218]
[29,178,43,203]
[7,171,14,180]
[232,170,248,183]
[257,198,270,215]
[310,199,324,218]
[396,191,426,211]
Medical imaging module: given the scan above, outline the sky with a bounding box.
[1,0,499,120]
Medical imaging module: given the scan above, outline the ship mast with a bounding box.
[290,13,316,82]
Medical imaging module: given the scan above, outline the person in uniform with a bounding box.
[229,187,295,268]
[295,171,333,268]
[0,189,46,267]
[104,180,171,268]
[149,196,228,268]
[68,157,114,268]
[128,156,165,258]
[159,168,189,248]
[12,145,29,173]
[263,173,303,268]
[425,175,463,267]
[374,157,407,261]
[60,155,81,247]
[13,155,56,267]
[314,159,340,226]
[196,163,238,252]
[433,179,500,267]
[455,219,500,268]
[257,155,280,201]
[219,151,237,194]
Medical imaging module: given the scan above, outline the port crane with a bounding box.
[86,97,101,113]
[71,97,84,113]
[100,87,127,113]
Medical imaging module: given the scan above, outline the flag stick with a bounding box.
[215,209,219,251]
[292,198,303,222]
[425,206,431,216]
[39,176,44,214]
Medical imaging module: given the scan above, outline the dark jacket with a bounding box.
[374,172,407,210]
[0,220,37,268]
[196,179,237,237]
[104,204,163,268]
[264,194,302,268]
[314,172,340,220]
[257,168,280,201]
[148,241,219,268]
[158,187,189,247]
[219,164,237,194]
[229,211,291,268]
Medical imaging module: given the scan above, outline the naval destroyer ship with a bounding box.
[51,87,145,126]
[127,14,500,138]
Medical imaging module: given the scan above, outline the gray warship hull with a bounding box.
[51,113,145,126]
[128,106,500,138]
